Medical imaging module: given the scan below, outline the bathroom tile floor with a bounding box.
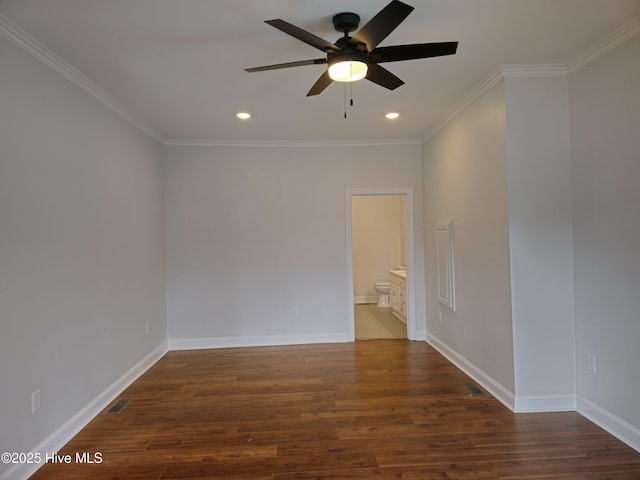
[355,303,407,339]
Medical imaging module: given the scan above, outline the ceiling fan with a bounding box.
[245,0,458,97]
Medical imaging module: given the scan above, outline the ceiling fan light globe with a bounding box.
[328,60,368,82]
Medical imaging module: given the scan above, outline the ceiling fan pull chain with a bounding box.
[344,82,347,119]
[350,64,354,107]
[349,67,353,107]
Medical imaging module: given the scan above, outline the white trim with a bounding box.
[346,188,416,342]
[422,17,640,142]
[0,13,165,143]
[0,10,422,148]
[436,219,456,311]
[422,64,569,142]
[163,138,423,148]
[500,64,567,77]
[514,393,576,413]
[566,15,640,73]
[0,342,168,480]
[577,395,640,453]
[168,333,350,351]
[427,333,578,414]
[422,67,504,142]
[427,333,515,411]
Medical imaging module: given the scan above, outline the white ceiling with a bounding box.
[1,0,639,142]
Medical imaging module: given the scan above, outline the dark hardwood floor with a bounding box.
[31,340,640,479]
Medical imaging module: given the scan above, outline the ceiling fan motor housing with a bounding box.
[332,12,360,33]
[327,51,367,67]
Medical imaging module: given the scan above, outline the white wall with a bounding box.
[504,76,576,409]
[163,143,426,347]
[352,195,404,302]
[423,81,516,398]
[0,36,166,476]
[570,34,640,444]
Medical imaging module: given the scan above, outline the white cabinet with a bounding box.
[389,270,406,324]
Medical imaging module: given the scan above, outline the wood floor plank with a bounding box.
[272,464,500,479]
[162,476,273,480]
[159,451,378,479]
[28,463,169,480]
[237,414,414,433]
[30,340,640,479]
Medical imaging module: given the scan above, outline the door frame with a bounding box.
[345,187,416,341]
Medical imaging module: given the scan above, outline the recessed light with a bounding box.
[385,112,400,119]
[236,112,251,120]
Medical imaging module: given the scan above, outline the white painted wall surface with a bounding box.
[569,34,640,438]
[0,37,166,476]
[163,143,426,347]
[423,81,516,396]
[504,76,576,408]
[352,195,404,301]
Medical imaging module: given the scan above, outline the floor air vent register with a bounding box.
[105,398,131,414]
[462,382,485,396]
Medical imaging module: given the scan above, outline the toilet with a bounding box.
[374,282,391,307]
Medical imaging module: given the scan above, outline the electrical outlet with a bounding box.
[587,353,597,373]
[291,306,299,317]
[31,390,41,413]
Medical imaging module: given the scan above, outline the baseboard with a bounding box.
[414,329,427,341]
[426,332,516,411]
[168,332,351,351]
[392,311,407,324]
[1,342,168,480]
[577,395,640,453]
[354,296,377,304]
[514,393,576,412]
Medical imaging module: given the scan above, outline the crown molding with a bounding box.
[163,137,423,148]
[422,15,640,143]
[567,15,640,73]
[0,13,165,143]
[0,17,418,149]
[422,63,569,141]
[500,63,567,77]
[421,66,504,142]
[2,10,637,147]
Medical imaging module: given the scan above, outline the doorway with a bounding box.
[346,188,415,341]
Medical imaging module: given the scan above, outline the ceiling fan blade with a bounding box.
[349,0,414,53]
[365,63,404,90]
[265,19,340,53]
[245,58,327,73]
[306,70,333,96]
[371,42,458,63]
